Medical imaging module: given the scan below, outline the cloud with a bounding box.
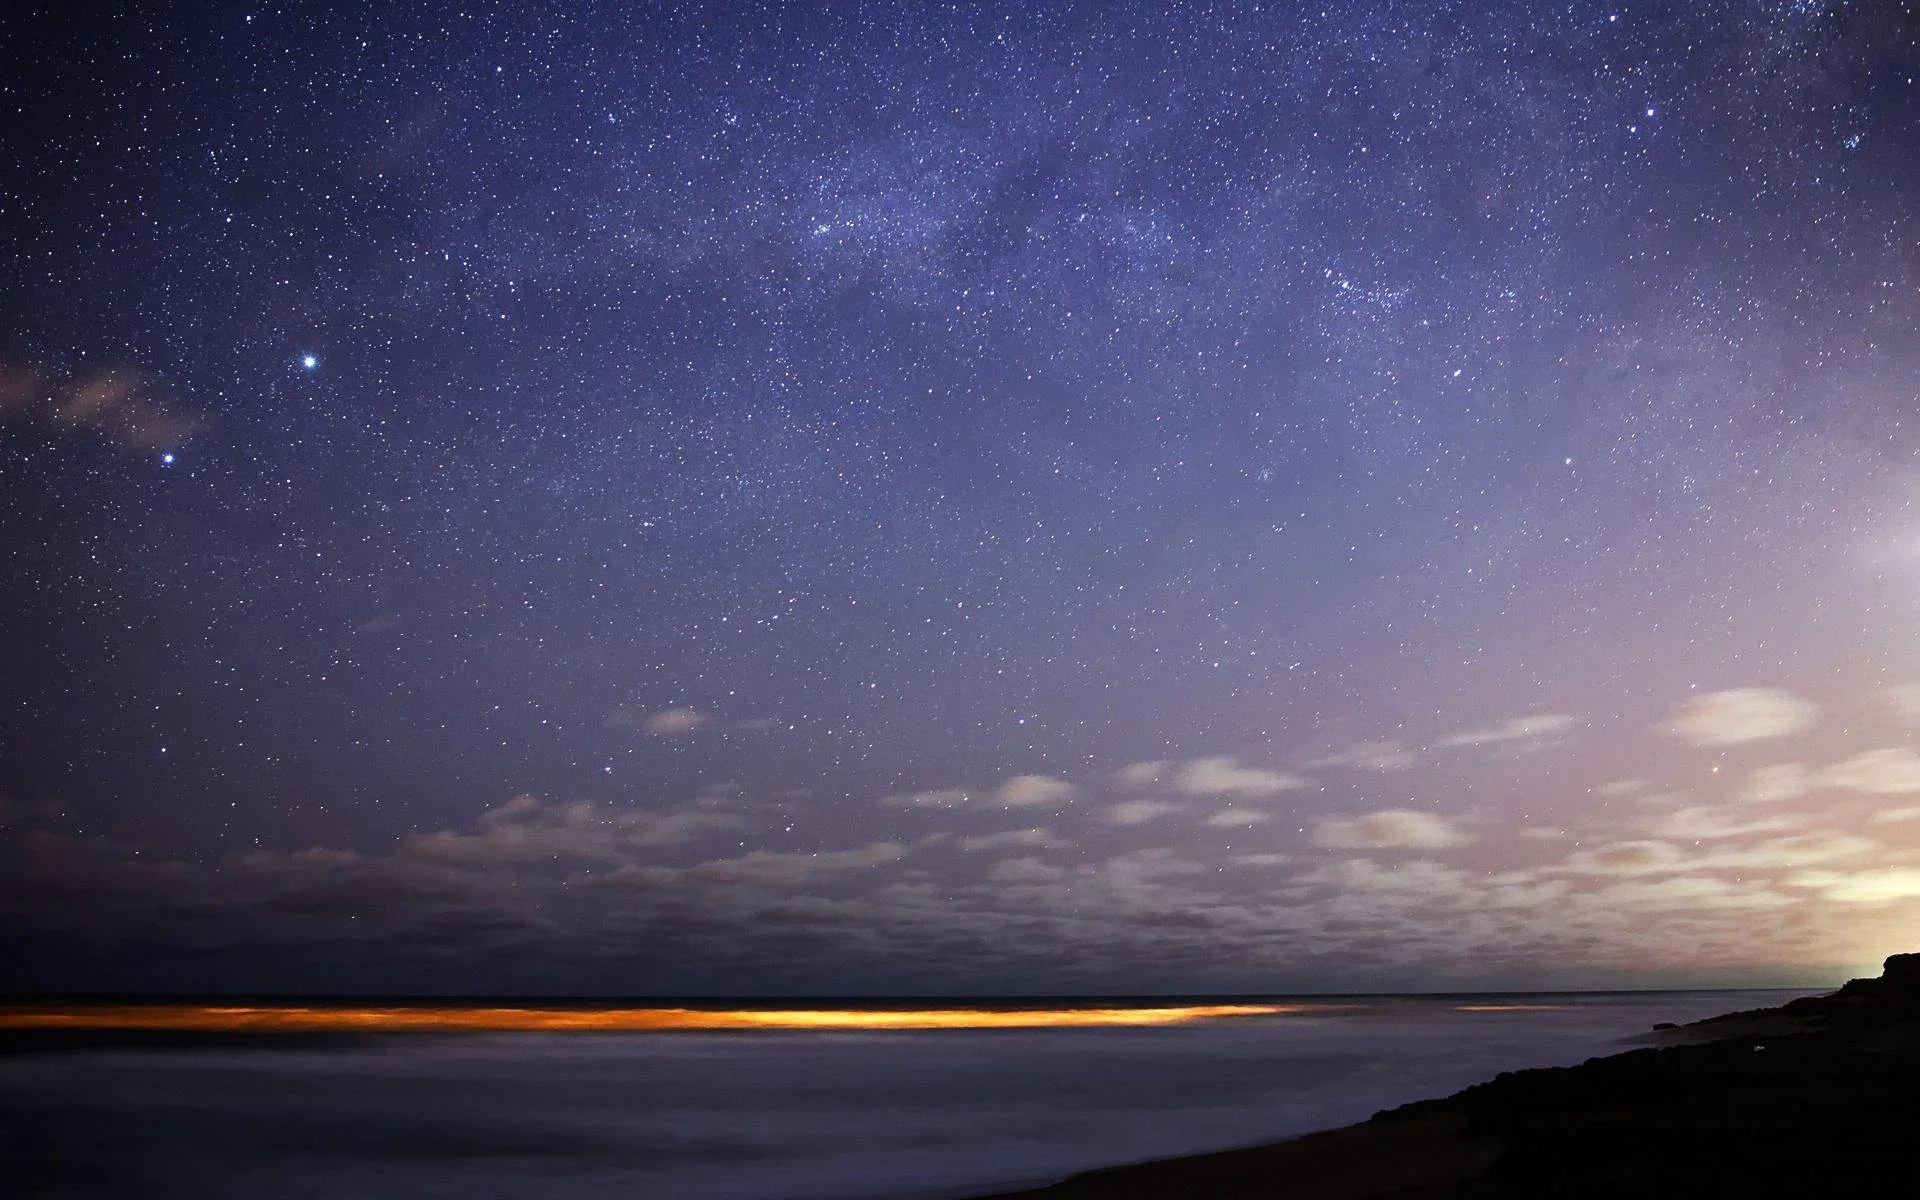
[603,707,711,736]
[689,842,907,885]
[881,788,971,808]
[957,827,1068,851]
[1822,749,1920,796]
[1101,848,1207,885]
[1114,760,1173,789]
[0,795,69,829]
[995,774,1078,808]
[1105,799,1184,825]
[1740,763,1810,804]
[1439,713,1578,749]
[1643,806,1802,840]
[1705,835,1878,871]
[1311,810,1470,850]
[1560,840,1689,876]
[986,857,1069,886]
[0,362,201,453]
[641,708,709,736]
[1594,778,1649,798]
[1203,808,1271,828]
[1293,857,1470,896]
[1788,868,1920,904]
[1306,741,1416,772]
[1661,688,1816,746]
[1174,757,1308,797]
[1560,834,1875,877]
[1593,876,1794,911]
[401,794,744,864]
[1880,685,1920,726]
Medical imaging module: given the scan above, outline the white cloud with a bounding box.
[1740,763,1810,804]
[1706,834,1878,871]
[1822,749,1920,796]
[1560,840,1689,876]
[1294,857,1469,895]
[1306,741,1416,772]
[1788,868,1920,904]
[958,827,1068,851]
[1102,848,1206,885]
[1593,876,1793,911]
[1880,684,1920,726]
[1114,760,1173,789]
[691,842,907,885]
[1439,713,1578,749]
[1311,810,1470,850]
[604,707,710,736]
[1174,757,1308,797]
[1870,807,1920,824]
[1203,807,1271,828]
[1105,799,1184,825]
[1594,778,1649,799]
[1661,688,1815,747]
[986,857,1070,886]
[1560,834,1875,877]
[1643,806,1802,840]
[881,788,971,808]
[402,795,745,864]
[996,774,1078,808]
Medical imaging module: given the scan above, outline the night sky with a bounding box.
[5,1,1920,995]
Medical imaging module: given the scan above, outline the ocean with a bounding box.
[0,990,1810,1200]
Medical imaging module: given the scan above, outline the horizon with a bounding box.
[0,980,1850,1004]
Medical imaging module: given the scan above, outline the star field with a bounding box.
[4,0,1920,993]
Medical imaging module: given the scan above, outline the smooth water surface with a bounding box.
[0,991,1810,1200]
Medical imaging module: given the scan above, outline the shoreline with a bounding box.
[971,953,1920,1198]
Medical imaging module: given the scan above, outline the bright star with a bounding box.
[161,453,176,466]
[301,354,318,370]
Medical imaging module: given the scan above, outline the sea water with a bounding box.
[0,991,1810,1200]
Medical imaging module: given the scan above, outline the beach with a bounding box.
[977,954,1920,1198]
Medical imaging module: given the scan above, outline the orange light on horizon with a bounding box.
[0,1003,1313,1033]
[1451,1004,1568,1012]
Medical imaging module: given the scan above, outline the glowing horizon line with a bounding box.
[0,1003,1317,1032]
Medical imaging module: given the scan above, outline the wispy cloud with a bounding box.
[1439,713,1578,749]
[958,827,1068,851]
[1203,808,1271,828]
[995,774,1078,808]
[1661,688,1815,747]
[1740,764,1810,804]
[881,788,971,809]
[1104,799,1184,825]
[605,707,711,736]
[1305,741,1416,771]
[1822,748,1920,795]
[0,362,201,453]
[1311,810,1469,850]
[1174,757,1308,797]
[1788,868,1920,904]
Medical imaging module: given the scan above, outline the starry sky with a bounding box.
[4,0,1920,995]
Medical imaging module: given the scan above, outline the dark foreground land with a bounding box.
[981,954,1920,1199]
